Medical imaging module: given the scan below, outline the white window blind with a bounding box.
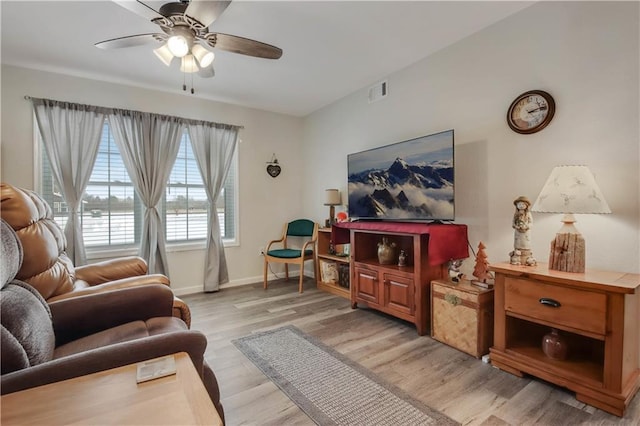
[39,121,237,251]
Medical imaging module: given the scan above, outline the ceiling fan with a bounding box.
[95,0,282,89]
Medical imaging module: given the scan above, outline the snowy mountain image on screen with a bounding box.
[348,155,454,220]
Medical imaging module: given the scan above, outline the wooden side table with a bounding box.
[431,279,494,358]
[1,352,222,426]
[489,262,640,417]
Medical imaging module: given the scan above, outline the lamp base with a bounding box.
[549,232,585,273]
[327,205,336,226]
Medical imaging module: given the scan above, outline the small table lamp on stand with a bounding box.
[531,165,611,273]
[324,189,341,227]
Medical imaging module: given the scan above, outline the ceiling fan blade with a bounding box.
[213,33,282,59]
[186,0,231,27]
[95,34,163,50]
[112,0,163,21]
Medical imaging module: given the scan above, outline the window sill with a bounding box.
[86,246,140,261]
[86,239,238,260]
[166,241,207,252]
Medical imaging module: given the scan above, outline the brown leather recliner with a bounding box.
[0,219,224,422]
[0,183,191,327]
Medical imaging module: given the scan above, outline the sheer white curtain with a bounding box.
[107,110,183,276]
[186,121,239,291]
[31,98,107,265]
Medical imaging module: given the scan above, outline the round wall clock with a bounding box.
[507,90,555,134]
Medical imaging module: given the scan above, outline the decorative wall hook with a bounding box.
[266,153,281,178]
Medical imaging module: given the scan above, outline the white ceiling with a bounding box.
[1,1,534,117]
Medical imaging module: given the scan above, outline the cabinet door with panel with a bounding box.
[383,272,414,316]
[353,266,380,306]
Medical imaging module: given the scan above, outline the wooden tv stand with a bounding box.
[332,221,468,335]
[489,262,640,417]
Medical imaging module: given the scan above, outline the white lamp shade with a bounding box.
[180,55,199,73]
[192,44,215,68]
[532,165,611,214]
[167,35,189,58]
[153,43,174,66]
[198,64,215,78]
[324,189,341,206]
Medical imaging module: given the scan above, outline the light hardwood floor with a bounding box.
[183,279,640,426]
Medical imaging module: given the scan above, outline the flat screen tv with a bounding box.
[347,129,454,222]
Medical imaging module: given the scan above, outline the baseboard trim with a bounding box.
[173,271,311,296]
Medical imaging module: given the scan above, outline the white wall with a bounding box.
[302,1,640,275]
[0,65,305,294]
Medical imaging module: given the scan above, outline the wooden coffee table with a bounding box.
[1,352,222,425]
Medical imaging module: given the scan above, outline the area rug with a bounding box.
[232,325,459,425]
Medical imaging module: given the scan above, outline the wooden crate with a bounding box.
[430,279,494,358]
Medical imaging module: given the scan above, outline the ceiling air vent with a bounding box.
[368,80,388,104]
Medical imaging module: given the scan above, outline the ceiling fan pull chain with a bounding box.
[191,72,195,94]
[183,70,186,92]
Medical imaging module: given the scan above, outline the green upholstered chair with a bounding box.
[263,219,318,293]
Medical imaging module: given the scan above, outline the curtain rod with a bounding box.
[23,95,244,129]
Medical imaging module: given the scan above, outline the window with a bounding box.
[39,121,238,252]
[165,131,239,243]
[84,124,138,247]
[166,132,208,242]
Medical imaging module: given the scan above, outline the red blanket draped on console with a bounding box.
[332,222,469,266]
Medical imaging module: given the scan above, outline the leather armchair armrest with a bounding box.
[50,285,175,345]
[0,331,208,395]
[173,297,192,329]
[75,256,148,285]
[47,274,171,303]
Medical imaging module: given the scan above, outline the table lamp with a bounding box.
[324,189,341,226]
[531,165,611,273]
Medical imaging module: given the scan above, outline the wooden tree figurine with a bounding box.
[472,241,492,283]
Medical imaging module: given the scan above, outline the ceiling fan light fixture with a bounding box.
[198,64,216,78]
[99,0,282,91]
[180,55,199,73]
[192,44,215,68]
[153,43,175,66]
[167,34,190,58]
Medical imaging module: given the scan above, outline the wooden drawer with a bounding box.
[431,280,494,358]
[504,277,606,335]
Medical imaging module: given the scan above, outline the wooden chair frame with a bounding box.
[263,219,318,293]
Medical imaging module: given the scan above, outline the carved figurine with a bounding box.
[510,196,536,266]
[328,240,336,255]
[472,241,492,283]
[509,249,522,265]
[398,250,407,267]
[448,259,465,282]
